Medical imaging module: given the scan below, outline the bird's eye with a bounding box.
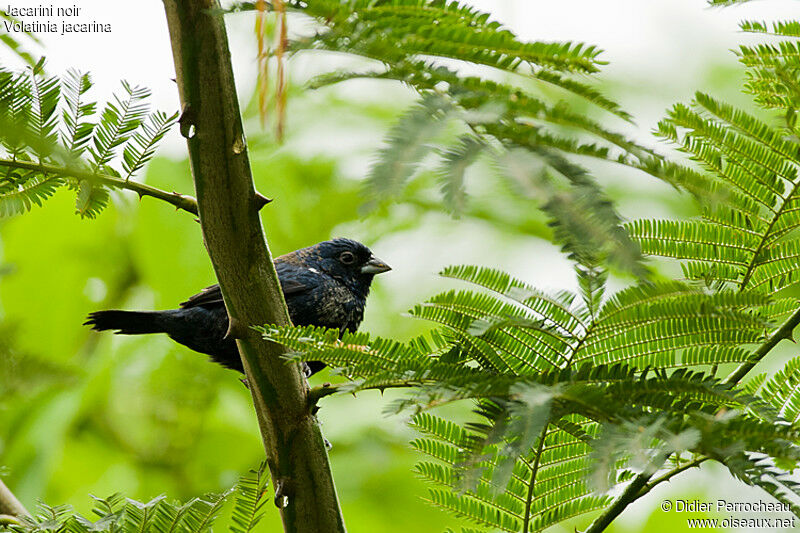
[339,251,356,265]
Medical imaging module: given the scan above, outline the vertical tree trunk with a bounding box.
[161,2,347,531]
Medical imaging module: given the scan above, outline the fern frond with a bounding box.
[629,219,754,270]
[365,93,453,203]
[438,264,585,335]
[411,289,573,373]
[88,81,150,172]
[275,299,798,531]
[121,495,165,532]
[74,178,109,219]
[751,356,800,424]
[493,148,645,277]
[437,134,484,216]
[634,87,800,294]
[89,492,126,519]
[740,20,800,38]
[60,69,95,161]
[0,67,177,218]
[0,173,63,216]
[529,69,632,122]
[122,110,179,180]
[426,487,520,532]
[4,488,234,533]
[738,41,800,72]
[229,462,269,533]
[0,70,33,159]
[719,453,800,516]
[261,324,432,377]
[26,61,59,160]
[288,0,603,75]
[181,493,230,533]
[234,0,651,277]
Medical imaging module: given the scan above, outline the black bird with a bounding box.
[84,238,391,376]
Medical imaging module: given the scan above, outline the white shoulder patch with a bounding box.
[308,267,321,274]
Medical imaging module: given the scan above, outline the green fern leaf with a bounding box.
[437,134,484,216]
[178,493,230,533]
[26,61,59,160]
[75,178,109,219]
[365,93,453,204]
[121,495,165,532]
[60,69,96,161]
[88,81,150,172]
[0,173,63,216]
[122,110,178,180]
[229,463,269,533]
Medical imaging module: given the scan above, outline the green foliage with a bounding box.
[0,467,266,533]
[3,2,800,533]
[0,323,78,398]
[0,12,39,67]
[630,6,800,296]
[749,356,800,424]
[266,315,800,531]
[256,19,800,530]
[0,143,446,532]
[0,62,177,219]
[235,0,658,276]
[229,464,269,533]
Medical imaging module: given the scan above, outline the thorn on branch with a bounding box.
[224,316,247,340]
[255,192,273,211]
[178,103,196,139]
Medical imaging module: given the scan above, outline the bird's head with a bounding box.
[296,238,391,297]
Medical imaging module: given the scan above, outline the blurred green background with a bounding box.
[2,1,800,532]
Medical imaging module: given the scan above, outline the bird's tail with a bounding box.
[84,310,168,335]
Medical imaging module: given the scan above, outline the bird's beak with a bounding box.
[361,256,392,275]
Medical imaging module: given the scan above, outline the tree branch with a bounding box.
[307,382,340,406]
[638,457,707,498]
[161,2,345,532]
[0,478,28,519]
[583,470,650,533]
[723,306,800,386]
[0,158,199,216]
[582,458,708,533]
[307,381,415,407]
[522,424,549,533]
[582,304,800,533]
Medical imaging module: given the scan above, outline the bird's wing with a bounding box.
[180,284,224,308]
[180,275,309,309]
